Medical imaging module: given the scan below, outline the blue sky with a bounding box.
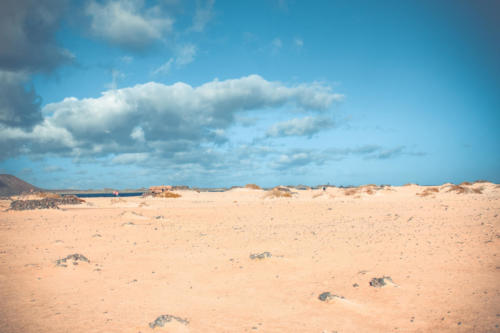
[0,0,499,189]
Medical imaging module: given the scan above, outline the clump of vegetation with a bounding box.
[245,184,262,190]
[154,191,181,198]
[446,185,483,194]
[474,180,490,184]
[264,188,292,198]
[36,192,62,199]
[417,187,439,197]
[460,181,472,186]
[343,188,358,196]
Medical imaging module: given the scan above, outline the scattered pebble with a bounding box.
[318,292,345,302]
[249,252,272,260]
[56,253,90,267]
[369,276,394,287]
[149,314,189,328]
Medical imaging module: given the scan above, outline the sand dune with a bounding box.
[0,183,499,332]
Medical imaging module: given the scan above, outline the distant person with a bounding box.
[322,186,326,191]
[113,190,119,197]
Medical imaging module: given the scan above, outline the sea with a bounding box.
[74,192,144,198]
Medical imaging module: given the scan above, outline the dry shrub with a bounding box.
[446,185,483,194]
[265,188,292,198]
[154,191,181,198]
[37,192,62,199]
[471,187,483,194]
[474,179,489,184]
[245,184,262,190]
[365,188,374,195]
[460,181,472,186]
[417,187,439,197]
[344,188,358,196]
[446,185,466,194]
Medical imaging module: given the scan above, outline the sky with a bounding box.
[0,0,499,189]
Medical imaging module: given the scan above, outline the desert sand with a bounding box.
[0,183,499,332]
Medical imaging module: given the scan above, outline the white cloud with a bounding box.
[130,126,145,142]
[266,116,335,138]
[271,38,282,53]
[106,69,125,90]
[175,43,197,66]
[190,0,215,32]
[294,37,303,48]
[152,58,174,75]
[85,0,173,50]
[121,55,133,64]
[111,152,149,164]
[43,165,63,173]
[1,75,343,164]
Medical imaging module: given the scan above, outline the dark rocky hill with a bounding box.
[0,174,41,196]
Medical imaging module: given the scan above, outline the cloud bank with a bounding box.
[0,75,343,163]
[85,0,174,50]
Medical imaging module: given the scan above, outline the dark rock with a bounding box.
[249,252,272,260]
[10,195,84,210]
[149,314,189,328]
[56,253,90,267]
[369,276,394,287]
[318,292,344,302]
[352,283,359,287]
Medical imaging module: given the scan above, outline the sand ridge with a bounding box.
[0,183,499,332]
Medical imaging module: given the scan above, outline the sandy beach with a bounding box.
[0,183,499,332]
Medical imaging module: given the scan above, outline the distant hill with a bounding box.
[0,174,41,196]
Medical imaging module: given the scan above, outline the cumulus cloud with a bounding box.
[0,0,73,131]
[272,151,322,169]
[0,0,73,72]
[130,126,145,142]
[111,152,149,164]
[0,71,42,129]
[85,0,173,50]
[266,116,335,138]
[271,145,415,170]
[0,75,343,162]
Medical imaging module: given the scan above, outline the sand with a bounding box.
[0,183,499,332]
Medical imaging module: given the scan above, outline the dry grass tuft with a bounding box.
[446,185,483,194]
[460,181,472,186]
[474,179,490,184]
[36,192,62,199]
[264,188,293,198]
[154,191,181,198]
[245,184,262,190]
[446,185,467,194]
[417,187,439,197]
[344,188,358,196]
